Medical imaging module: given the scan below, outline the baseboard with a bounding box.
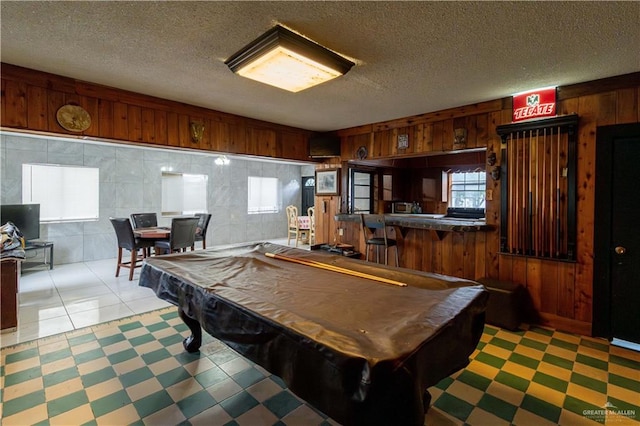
[537,312,592,336]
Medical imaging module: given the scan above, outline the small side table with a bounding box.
[23,241,54,270]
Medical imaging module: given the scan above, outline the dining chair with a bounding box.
[286,205,307,247]
[130,212,158,229]
[109,217,155,280]
[155,217,199,255]
[361,214,399,266]
[307,206,316,245]
[191,213,212,250]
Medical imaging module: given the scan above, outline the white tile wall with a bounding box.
[1,132,311,265]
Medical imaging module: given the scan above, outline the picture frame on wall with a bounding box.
[315,169,340,196]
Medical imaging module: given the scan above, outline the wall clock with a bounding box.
[56,105,91,132]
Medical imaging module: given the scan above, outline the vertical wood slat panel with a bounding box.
[440,231,453,276]
[0,79,5,127]
[484,110,506,279]
[209,121,228,152]
[141,108,155,143]
[464,115,478,149]
[539,260,559,314]
[128,105,143,142]
[47,91,65,132]
[556,262,576,318]
[154,110,167,145]
[228,122,247,153]
[166,112,179,147]
[179,115,199,149]
[463,232,475,279]
[98,99,114,139]
[112,102,129,140]
[200,119,211,151]
[431,121,443,152]
[442,119,454,151]
[474,231,487,280]
[573,94,599,322]
[27,86,48,130]
[3,80,27,127]
[452,232,465,277]
[80,96,100,137]
[498,255,513,282]
[421,232,432,272]
[526,258,542,314]
[616,87,638,124]
[476,114,489,148]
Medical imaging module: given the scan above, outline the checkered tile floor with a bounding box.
[1,308,639,425]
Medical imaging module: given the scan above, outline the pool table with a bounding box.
[139,242,488,426]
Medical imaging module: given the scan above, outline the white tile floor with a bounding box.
[0,239,309,348]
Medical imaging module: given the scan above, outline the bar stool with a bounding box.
[360,214,399,267]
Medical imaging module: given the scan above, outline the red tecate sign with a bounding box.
[512,87,557,122]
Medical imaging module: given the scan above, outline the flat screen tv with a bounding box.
[1,204,40,242]
[309,133,341,158]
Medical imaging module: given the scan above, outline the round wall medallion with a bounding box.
[56,105,91,132]
[356,145,368,160]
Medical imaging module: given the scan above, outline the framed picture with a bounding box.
[315,169,340,196]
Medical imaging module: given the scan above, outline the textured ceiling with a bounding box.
[1,1,639,132]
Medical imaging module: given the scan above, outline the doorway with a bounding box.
[593,123,640,345]
[302,176,315,214]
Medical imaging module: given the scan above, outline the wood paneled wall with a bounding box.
[319,73,640,335]
[3,63,638,335]
[0,64,313,161]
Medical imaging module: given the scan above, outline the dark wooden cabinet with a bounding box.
[1,258,20,331]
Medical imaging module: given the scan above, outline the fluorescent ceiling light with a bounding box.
[225,25,354,93]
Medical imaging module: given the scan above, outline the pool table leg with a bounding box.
[423,390,432,412]
[178,308,202,352]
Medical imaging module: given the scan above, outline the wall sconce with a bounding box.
[453,128,467,149]
[224,25,355,92]
[215,155,230,166]
[190,121,205,144]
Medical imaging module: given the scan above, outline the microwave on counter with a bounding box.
[392,202,414,214]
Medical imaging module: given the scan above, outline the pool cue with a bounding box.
[556,128,561,257]
[515,133,520,253]
[549,127,555,257]
[265,252,407,287]
[509,134,515,253]
[540,127,547,256]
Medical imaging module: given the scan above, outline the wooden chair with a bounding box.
[109,218,154,281]
[192,213,212,250]
[155,217,199,255]
[361,214,399,266]
[307,206,316,245]
[286,205,308,247]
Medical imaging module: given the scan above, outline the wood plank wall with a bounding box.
[0,64,313,161]
[317,73,640,335]
[2,63,638,335]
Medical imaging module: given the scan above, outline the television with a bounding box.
[308,133,341,158]
[1,204,41,242]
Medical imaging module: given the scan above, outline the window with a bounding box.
[248,176,279,214]
[161,172,208,216]
[449,171,486,209]
[350,170,373,213]
[22,164,99,223]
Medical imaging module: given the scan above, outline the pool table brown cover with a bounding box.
[139,243,488,425]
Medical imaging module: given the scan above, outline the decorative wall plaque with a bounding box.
[397,134,409,149]
[56,105,91,132]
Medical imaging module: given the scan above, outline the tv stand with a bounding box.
[23,241,54,270]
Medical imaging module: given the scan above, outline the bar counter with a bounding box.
[335,213,493,237]
[333,213,496,279]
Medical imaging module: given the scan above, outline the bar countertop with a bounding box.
[335,213,494,233]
